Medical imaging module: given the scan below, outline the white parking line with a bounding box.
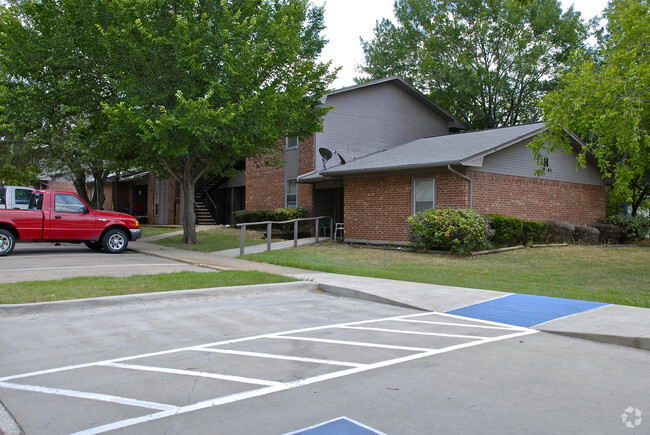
[0,382,176,411]
[197,348,364,368]
[101,363,284,387]
[0,312,538,435]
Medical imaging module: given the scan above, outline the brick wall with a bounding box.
[46,180,76,192]
[436,170,470,209]
[245,150,285,210]
[470,171,606,225]
[298,136,315,213]
[342,169,606,244]
[344,175,411,242]
[245,137,316,213]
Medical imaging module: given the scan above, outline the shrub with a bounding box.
[408,208,488,255]
[231,210,273,225]
[232,208,309,230]
[486,215,547,247]
[546,220,575,243]
[522,220,548,245]
[487,214,522,248]
[604,215,650,243]
[574,225,600,244]
[593,223,624,244]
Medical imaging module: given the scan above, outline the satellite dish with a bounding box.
[319,147,333,169]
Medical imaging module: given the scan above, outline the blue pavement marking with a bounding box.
[286,417,387,435]
[447,294,608,327]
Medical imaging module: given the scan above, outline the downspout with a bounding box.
[447,164,473,209]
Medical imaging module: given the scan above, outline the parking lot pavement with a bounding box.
[1,288,648,435]
[0,244,211,283]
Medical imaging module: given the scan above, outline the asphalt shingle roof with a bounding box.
[320,123,546,176]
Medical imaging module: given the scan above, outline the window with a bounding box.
[286,180,297,208]
[14,189,32,205]
[413,178,435,213]
[286,137,299,149]
[55,194,87,213]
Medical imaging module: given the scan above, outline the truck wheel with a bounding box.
[102,229,128,254]
[0,229,16,256]
[84,241,103,251]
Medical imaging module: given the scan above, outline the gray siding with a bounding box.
[314,81,450,171]
[474,139,604,186]
[284,147,299,180]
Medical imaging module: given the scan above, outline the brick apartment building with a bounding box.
[243,77,606,244]
[33,76,606,240]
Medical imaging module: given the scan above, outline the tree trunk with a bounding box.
[72,171,93,206]
[90,169,108,210]
[180,173,198,244]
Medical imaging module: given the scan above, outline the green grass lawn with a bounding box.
[141,225,183,238]
[0,271,296,304]
[246,243,650,308]
[152,226,270,252]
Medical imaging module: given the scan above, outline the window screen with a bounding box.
[286,180,297,208]
[414,179,435,213]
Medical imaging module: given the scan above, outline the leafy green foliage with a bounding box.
[408,208,488,254]
[604,215,650,242]
[99,0,335,243]
[522,220,548,245]
[359,0,588,129]
[487,214,523,247]
[534,0,650,216]
[232,207,309,231]
[486,214,547,247]
[0,0,118,207]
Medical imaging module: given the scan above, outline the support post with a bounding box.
[267,222,272,252]
[239,224,246,256]
[294,220,298,248]
[315,218,320,244]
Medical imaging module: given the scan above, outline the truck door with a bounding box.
[48,193,97,241]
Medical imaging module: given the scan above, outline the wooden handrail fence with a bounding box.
[237,216,333,256]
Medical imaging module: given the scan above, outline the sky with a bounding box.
[314,0,611,89]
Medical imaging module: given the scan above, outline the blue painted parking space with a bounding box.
[286,417,386,435]
[447,294,608,327]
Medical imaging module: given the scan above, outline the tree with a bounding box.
[101,0,334,244]
[0,0,118,208]
[533,0,649,216]
[358,0,588,129]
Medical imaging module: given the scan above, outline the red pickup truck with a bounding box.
[0,190,141,256]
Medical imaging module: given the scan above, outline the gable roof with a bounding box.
[319,123,547,177]
[325,76,466,132]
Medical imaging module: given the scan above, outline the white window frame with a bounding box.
[285,136,299,149]
[286,179,297,208]
[412,178,435,213]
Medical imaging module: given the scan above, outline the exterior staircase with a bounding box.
[193,175,228,225]
[194,196,216,225]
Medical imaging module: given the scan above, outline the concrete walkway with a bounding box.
[129,232,650,351]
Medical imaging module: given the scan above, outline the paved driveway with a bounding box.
[1,244,210,283]
[1,288,647,434]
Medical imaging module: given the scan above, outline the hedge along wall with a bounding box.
[470,171,606,226]
[344,174,412,242]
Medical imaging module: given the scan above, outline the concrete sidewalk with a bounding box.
[129,236,650,351]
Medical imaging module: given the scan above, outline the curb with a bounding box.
[540,330,650,351]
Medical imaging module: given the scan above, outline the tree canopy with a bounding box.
[533,0,650,215]
[358,0,588,129]
[100,0,334,243]
[0,0,334,242]
[0,0,118,208]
